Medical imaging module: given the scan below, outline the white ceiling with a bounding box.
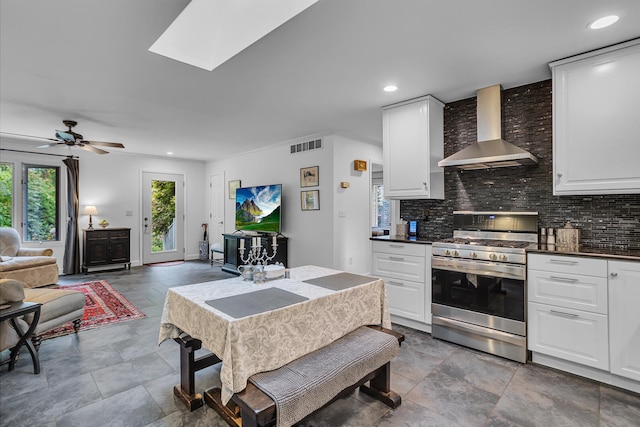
[1,0,639,161]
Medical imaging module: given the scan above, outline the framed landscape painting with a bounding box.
[301,190,320,211]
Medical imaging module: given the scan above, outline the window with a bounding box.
[0,163,12,227]
[23,164,60,241]
[373,183,390,230]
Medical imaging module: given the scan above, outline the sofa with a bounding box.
[0,228,59,288]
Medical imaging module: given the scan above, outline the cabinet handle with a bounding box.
[389,256,404,261]
[550,310,579,319]
[389,244,404,248]
[557,173,563,178]
[549,259,577,265]
[388,281,404,287]
[610,272,618,278]
[423,182,428,189]
[549,276,579,283]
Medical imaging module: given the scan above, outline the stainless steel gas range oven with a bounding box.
[431,211,538,363]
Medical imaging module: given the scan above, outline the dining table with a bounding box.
[158,265,391,407]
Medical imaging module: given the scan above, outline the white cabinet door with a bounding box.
[382,276,426,322]
[609,260,640,381]
[382,96,444,199]
[528,302,609,370]
[551,39,640,195]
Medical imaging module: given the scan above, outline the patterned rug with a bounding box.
[40,280,146,341]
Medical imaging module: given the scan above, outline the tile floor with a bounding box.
[1,261,639,426]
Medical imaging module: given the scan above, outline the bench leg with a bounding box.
[359,362,401,409]
[173,336,221,411]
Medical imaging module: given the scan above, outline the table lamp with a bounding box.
[83,205,98,229]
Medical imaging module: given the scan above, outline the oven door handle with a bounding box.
[432,315,524,346]
[432,257,525,280]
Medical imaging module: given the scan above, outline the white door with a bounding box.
[142,172,185,264]
[210,172,225,260]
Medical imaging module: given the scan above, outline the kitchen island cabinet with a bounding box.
[550,39,640,195]
[382,95,444,200]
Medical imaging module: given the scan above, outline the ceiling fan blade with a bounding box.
[85,140,125,148]
[0,132,59,142]
[36,142,64,148]
[80,144,109,155]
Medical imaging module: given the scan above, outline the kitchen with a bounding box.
[372,39,640,395]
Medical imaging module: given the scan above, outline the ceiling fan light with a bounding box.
[55,130,75,142]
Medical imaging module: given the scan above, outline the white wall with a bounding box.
[332,135,383,274]
[1,141,206,270]
[206,133,382,273]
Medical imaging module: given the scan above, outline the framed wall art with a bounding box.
[228,180,241,199]
[301,190,320,211]
[300,166,319,187]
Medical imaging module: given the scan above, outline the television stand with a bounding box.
[221,234,288,275]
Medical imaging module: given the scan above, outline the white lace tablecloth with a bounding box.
[158,265,391,404]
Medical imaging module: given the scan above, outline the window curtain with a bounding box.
[62,157,80,274]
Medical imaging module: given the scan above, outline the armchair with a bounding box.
[0,228,59,288]
[0,278,85,354]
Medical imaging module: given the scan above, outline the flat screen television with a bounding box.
[235,184,282,234]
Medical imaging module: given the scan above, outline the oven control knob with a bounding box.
[445,250,451,256]
[471,252,478,259]
[490,253,498,261]
[453,250,459,257]
[500,254,508,261]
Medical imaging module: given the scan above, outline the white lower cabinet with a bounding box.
[372,241,431,330]
[608,260,640,382]
[528,254,640,393]
[528,302,609,370]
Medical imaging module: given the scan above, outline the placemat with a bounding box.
[303,272,375,291]
[205,288,308,318]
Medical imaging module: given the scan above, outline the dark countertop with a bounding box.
[528,244,640,262]
[371,235,640,261]
[370,235,436,245]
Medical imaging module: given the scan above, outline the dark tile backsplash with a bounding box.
[401,80,640,249]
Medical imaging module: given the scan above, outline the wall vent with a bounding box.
[290,138,322,154]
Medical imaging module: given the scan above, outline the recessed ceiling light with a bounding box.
[590,15,619,29]
[166,152,174,155]
[384,85,398,92]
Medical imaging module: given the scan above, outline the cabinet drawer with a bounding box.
[110,230,129,239]
[528,302,609,370]
[528,254,607,277]
[372,241,426,257]
[380,276,426,322]
[372,252,425,282]
[86,231,109,240]
[528,270,608,314]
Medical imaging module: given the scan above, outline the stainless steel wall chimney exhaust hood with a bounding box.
[438,85,538,170]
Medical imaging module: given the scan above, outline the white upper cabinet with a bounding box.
[382,95,444,199]
[550,39,640,195]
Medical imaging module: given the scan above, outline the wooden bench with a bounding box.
[203,325,404,427]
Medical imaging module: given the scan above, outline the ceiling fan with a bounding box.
[1,120,125,154]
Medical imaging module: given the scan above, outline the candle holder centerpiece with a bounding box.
[238,236,279,283]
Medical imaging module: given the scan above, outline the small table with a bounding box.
[0,301,42,374]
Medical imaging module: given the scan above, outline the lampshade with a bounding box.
[83,205,98,215]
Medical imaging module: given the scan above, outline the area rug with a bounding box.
[147,261,185,267]
[39,280,146,341]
